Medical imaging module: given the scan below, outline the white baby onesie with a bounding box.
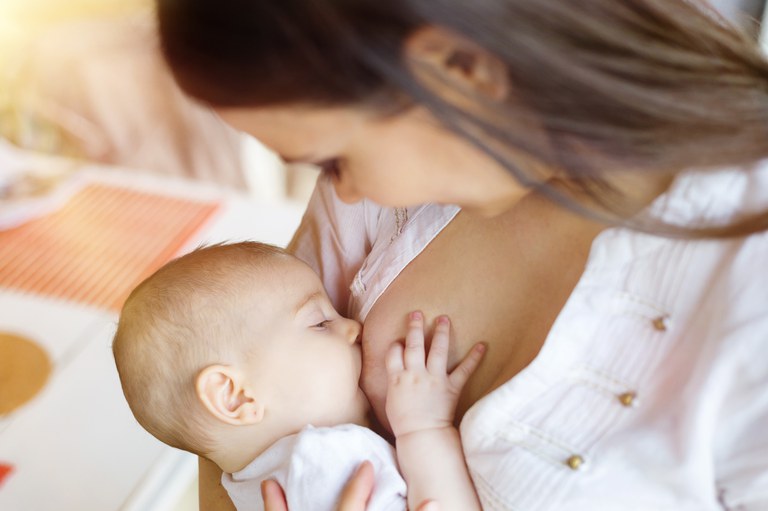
[221,424,406,511]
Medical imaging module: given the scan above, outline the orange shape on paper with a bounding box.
[0,463,13,488]
[0,332,52,416]
[0,184,219,310]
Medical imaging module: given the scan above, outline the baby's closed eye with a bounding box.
[312,319,330,329]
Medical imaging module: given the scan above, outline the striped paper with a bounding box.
[0,184,219,311]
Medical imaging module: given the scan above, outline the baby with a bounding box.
[112,242,484,511]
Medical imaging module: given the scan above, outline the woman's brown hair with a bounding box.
[157,0,768,236]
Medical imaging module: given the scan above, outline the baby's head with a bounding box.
[113,242,367,468]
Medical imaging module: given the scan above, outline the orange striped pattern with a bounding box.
[0,184,219,311]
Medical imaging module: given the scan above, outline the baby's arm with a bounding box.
[386,312,485,511]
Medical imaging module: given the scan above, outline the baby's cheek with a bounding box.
[360,349,391,431]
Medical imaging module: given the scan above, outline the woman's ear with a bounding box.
[404,26,509,101]
[196,365,265,426]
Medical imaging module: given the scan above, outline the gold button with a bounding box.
[652,316,668,331]
[566,455,585,471]
[618,391,638,407]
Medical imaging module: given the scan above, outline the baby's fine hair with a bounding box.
[112,241,289,456]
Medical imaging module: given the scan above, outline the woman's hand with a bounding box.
[261,478,288,511]
[261,462,374,511]
[261,460,440,511]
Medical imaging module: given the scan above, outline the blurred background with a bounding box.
[0,0,319,204]
[0,3,315,511]
[0,1,765,510]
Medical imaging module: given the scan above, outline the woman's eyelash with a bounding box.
[313,320,330,328]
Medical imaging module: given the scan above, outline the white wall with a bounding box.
[710,0,765,36]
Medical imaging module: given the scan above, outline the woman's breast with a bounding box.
[360,197,603,434]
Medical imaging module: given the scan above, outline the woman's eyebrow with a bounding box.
[293,291,324,316]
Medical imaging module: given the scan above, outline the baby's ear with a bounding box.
[196,365,265,426]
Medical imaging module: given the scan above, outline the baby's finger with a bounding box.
[385,341,405,376]
[403,311,426,370]
[448,343,487,390]
[426,315,451,374]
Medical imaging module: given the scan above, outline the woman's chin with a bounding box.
[457,187,528,218]
[461,199,515,218]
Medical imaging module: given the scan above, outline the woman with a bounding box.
[156,0,768,509]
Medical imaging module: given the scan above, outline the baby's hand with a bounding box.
[385,312,486,439]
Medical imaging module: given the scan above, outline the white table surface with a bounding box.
[0,165,306,511]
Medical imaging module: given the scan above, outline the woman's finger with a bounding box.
[261,479,288,511]
[426,315,451,374]
[336,461,375,511]
[448,342,487,390]
[403,311,426,370]
[385,341,405,375]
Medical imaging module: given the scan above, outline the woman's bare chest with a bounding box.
[362,198,603,422]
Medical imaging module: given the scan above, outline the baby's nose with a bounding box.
[346,319,362,344]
